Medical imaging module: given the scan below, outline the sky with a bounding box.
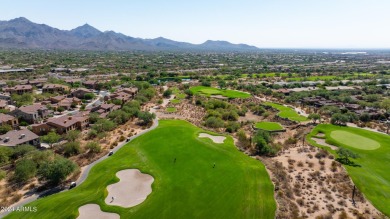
[1,0,390,48]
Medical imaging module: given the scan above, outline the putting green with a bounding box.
[255,122,283,131]
[330,130,380,150]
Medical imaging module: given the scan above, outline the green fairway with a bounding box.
[307,124,390,216]
[190,86,251,98]
[175,93,186,99]
[6,120,275,219]
[170,99,181,104]
[263,102,308,122]
[330,130,380,150]
[255,122,283,131]
[166,107,177,112]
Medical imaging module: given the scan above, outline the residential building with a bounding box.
[0,93,12,104]
[4,85,33,95]
[28,78,48,88]
[11,104,49,123]
[0,113,18,128]
[42,84,70,94]
[0,100,7,109]
[0,129,40,147]
[32,113,89,135]
[104,87,138,103]
[70,88,93,99]
[82,80,97,89]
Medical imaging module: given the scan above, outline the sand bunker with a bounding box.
[77,204,119,219]
[199,133,226,144]
[311,137,339,150]
[105,169,154,208]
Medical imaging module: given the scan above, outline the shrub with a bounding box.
[119,135,126,142]
[38,156,77,185]
[205,116,224,128]
[64,142,82,157]
[0,170,6,181]
[163,89,172,98]
[86,142,101,153]
[87,129,98,139]
[14,159,37,183]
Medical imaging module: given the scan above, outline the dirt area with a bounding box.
[73,118,145,167]
[238,111,262,122]
[77,204,119,219]
[156,99,206,127]
[199,133,226,144]
[262,144,384,219]
[105,169,154,208]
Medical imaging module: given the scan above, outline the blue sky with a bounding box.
[1,0,390,48]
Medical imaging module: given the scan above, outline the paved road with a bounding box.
[0,117,159,218]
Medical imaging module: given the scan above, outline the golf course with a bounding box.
[5,120,275,219]
[190,86,251,98]
[307,124,390,216]
[254,121,284,131]
[263,102,308,122]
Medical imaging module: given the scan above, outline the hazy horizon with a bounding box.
[1,0,390,49]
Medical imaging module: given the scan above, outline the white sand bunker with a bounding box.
[77,204,119,219]
[199,133,226,144]
[311,137,338,150]
[105,169,154,208]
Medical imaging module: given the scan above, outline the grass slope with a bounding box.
[190,86,251,98]
[307,124,390,216]
[263,102,308,122]
[255,122,283,131]
[6,120,275,219]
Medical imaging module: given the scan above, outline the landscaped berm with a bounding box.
[190,86,251,98]
[5,120,275,219]
[255,121,284,131]
[307,124,390,216]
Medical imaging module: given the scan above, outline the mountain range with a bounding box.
[0,17,259,52]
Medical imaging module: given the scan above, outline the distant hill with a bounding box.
[0,17,259,52]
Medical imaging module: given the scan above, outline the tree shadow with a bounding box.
[336,158,361,167]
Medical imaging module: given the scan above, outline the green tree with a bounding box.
[64,130,81,142]
[163,89,172,98]
[14,159,37,183]
[11,145,36,160]
[63,141,82,157]
[83,93,95,100]
[93,119,116,132]
[88,112,100,124]
[205,116,224,128]
[331,113,349,126]
[41,131,61,148]
[137,112,156,125]
[38,156,77,185]
[337,148,358,165]
[86,142,101,153]
[380,99,390,112]
[0,147,13,165]
[218,80,226,89]
[0,124,12,135]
